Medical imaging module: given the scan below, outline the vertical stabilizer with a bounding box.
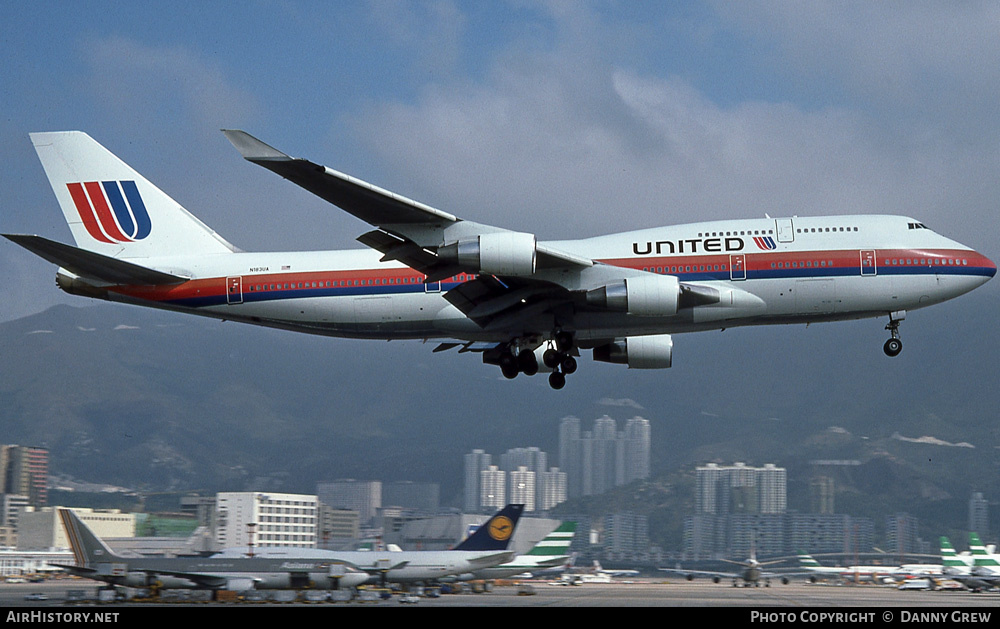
[525,521,577,557]
[969,533,1000,568]
[30,131,236,259]
[940,537,968,568]
[797,552,823,568]
[454,504,525,551]
[58,508,124,568]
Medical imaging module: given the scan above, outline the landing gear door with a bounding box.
[775,218,795,243]
[860,250,877,276]
[730,254,746,281]
[227,276,243,304]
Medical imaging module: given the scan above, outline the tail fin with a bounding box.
[969,532,1000,568]
[30,131,236,259]
[454,504,525,551]
[525,521,577,558]
[58,508,123,567]
[940,537,962,565]
[797,551,822,568]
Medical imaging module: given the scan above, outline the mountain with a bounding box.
[1,287,997,535]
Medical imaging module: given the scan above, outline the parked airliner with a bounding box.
[5,131,994,388]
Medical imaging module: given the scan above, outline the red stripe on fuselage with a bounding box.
[601,248,991,274]
[107,248,992,305]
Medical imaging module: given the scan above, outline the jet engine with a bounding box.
[586,275,680,316]
[122,572,197,589]
[438,232,537,276]
[592,334,673,369]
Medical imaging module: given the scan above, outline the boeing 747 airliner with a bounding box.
[5,131,994,388]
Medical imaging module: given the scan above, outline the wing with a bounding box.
[659,567,737,579]
[466,552,517,570]
[223,130,596,332]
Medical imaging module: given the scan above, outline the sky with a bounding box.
[3,1,1000,322]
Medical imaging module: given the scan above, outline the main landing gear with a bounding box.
[492,331,578,390]
[543,332,577,390]
[883,310,905,357]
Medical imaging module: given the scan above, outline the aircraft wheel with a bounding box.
[518,349,539,376]
[499,354,519,379]
[549,372,566,390]
[883,338,902,357]
[543,348,561,369]
[561,356,577,375]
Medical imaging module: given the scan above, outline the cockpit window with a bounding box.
[907,222,929,230]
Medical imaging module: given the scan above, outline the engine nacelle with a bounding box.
[438,232,537,276]
[586,275,680,316]
[123,572,196,589]
[593,334,673,369]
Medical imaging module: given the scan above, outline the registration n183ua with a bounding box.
[6,131,995,389]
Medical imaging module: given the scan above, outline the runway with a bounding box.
[2,579,998,609]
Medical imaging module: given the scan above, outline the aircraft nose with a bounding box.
[974,250,998,280]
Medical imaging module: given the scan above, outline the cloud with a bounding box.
[891,432,975,448]
[347,3,1000,255]
[716,2,1000,121]
[596,397,645,411]
[81,37,260,135]
[365,0,466,77]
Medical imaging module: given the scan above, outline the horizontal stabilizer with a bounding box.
[3,234,187,285]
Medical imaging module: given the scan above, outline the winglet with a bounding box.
[222,129,291,161]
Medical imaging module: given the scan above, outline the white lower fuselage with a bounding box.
[87,215,994,344]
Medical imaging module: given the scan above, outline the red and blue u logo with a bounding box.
[67,181,151,244]
[753,236,777,250]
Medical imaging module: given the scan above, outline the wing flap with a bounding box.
[445,275,574,328]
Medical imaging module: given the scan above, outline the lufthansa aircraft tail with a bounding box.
[453,504,525,552]
[28,131,236,260]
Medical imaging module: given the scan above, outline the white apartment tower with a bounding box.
[509,466,536,512]
[480,465,506,511]
[215,492,318,549]
[464,450,492,513]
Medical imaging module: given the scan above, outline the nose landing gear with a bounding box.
[883,311,905,357]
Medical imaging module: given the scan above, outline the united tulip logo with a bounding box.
[67,181,151,244]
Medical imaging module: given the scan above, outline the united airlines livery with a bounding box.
[6,131,995,389]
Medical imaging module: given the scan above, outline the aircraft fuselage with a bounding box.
[81,214,993,344]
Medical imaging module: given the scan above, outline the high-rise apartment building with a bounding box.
[509,466,535,512]
[464,450,492,513]
[969,492,989,536]
[560,416,652,498]
[215,492,318,549]
[315,480,381,525]
[695,462,786,515]
[480,465,506,510]
[538,468,568,511]
[0,446,48,508]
